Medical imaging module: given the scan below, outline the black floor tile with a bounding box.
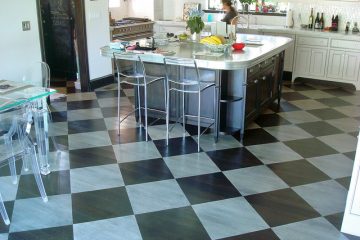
[69,146,117,169]
[297,121,343,137]
[281,92,309,101]
[0,160,22,177]
[16,170,70,199]
[245,188,320,227]
[343,233,360,240]
[119,158,174,185]
[316,98,352,107]
[49,135,68,152]
[343,151,356,160]
[8,225,73,240]
[95,89,125,98]
[336,177,351,190]
[136,206,210,240]
[101,106,134,118]
[307,108,347,120]
[185,124,212,136]
[177,172,241,204]
[0,201,14,233]
[325,212,344,231]
[68,119,106,134]
[219,229,280,240]
[240,128,279,146]
[206,147,263,171]
[255,114,291,127]
[285,83,316,91]
[154,137,200,157]
[72,187,133,224]
[109,127,149,145]
[269,101,301,113]
[50,111,67,122]
[268,160,330,187]
[67,100,99,110]
[284,138,338,158]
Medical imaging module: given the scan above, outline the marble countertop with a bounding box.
[102,34,293,70]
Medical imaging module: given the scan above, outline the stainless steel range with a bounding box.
[110,17,154,41]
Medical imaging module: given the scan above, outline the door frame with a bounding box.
[37,0,90,92]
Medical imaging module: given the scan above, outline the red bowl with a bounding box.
[232,42,245,50]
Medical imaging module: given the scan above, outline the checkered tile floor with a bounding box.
[0,81,360,240]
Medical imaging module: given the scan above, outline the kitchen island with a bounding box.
[101,34,293,138]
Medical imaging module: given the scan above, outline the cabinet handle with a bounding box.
[250,69,254,73]
[254,79,258,84]
[262,76,266,81]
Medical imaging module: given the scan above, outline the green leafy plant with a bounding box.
[239,0,256,5]
[186,9,205,34]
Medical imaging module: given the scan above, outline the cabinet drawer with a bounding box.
[297,36,328,47]
[331,39,360,51]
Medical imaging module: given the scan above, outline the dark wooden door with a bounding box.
[40,0,77,79]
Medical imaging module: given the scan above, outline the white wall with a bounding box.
[110,0,129,20]
[0,0,42,82]
[85,0,112,81]
[127,0,155,19]
[163,0,206,21]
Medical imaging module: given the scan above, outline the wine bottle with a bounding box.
[334,15,339,31]
[331,15,335,31]
[319,12,324,30]
[308,8,314,29]
[314,12,320,29]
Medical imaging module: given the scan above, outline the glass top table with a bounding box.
[0,80,57,112]
[0,80,57,175]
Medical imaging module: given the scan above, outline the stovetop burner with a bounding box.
[113,17,151,26]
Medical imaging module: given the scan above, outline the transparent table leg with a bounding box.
[33,99,50,175]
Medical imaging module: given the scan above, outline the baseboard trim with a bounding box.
[283,71,292,81]
[90,75,115,90]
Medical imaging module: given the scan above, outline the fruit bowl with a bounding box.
[232,42,245,51]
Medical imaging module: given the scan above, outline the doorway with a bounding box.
[40,0,78,91]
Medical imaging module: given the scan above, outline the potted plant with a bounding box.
[186,9,205,41]
[239,0,256,12]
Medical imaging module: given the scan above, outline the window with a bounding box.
[109,0,120,8]
[208,0,285,12]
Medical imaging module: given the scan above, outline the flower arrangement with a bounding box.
[186,9,205,34]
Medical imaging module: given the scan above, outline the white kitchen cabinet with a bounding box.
[309,48,327,77]
[343,52,360,82]
[327,50,345,79]
[341,131,360,237]
[327,50,360,83]
[294,46,311,75]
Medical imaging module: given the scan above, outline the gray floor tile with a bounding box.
[70,164,124,193]
[113,141,161,163]
[326,118,360,133]
[147,124,189,141]
[126,179,189,214]
[73,216,142,240]
[0,176,19,201]
[318,134,358,153]
[247,142,303,164]
[299,90,334,99]
[224,165,288,196]
[68,131,112,150]
[307,154,354,179]
[273,217,348,240]
[123,89,135,97]
[293,180,347,216]
[278,111,321,124]
[339,95,360,105]
[334,106,360,117]
[264,125,313,141]
[67,92,97,102]
[48,151,70,172]
[193,134,242,151]
[67,108,104,122]
[49,122,68,136]
[0,234,8,240]
[98,97,131,108]
[164,152,220,178]
[10,194,72,232]
[193,197,269,239]
[290,99,328,110]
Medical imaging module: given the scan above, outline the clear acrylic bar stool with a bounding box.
[163,57,218,152]
[113,52,166,140]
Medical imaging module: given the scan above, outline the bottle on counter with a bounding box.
[331,15,335,31]
[333,15,339,31]
[308,8,314,29]
[319,13,324,30]
[314,12,320,29]
[345,21,350,33]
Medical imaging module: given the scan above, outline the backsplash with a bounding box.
[288,1,360,31]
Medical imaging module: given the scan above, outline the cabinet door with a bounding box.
[343,52,360,82]
[309,48,328,77]
[258,65,273,111]
[327,50,345,79]
[294,47,311,75]
[245,78,258,126]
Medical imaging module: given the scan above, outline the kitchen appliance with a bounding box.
[110,17,154,41]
